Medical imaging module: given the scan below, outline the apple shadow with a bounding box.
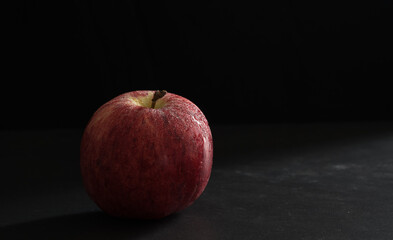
[0,211,178,240]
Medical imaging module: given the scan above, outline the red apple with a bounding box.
[80,90,213,219]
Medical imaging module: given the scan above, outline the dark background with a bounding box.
[3,0,393,129]
[2,2,393,238]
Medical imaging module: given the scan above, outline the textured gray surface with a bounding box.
[1,123,393,239]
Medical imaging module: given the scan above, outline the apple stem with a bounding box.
[151,90,167,109]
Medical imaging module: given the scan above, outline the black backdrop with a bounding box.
[3,0,393,129]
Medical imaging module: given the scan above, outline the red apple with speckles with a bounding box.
[80,90,213,219]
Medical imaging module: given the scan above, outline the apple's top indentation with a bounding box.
[129,91,167,109]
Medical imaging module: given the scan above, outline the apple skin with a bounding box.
[80,90,213,219]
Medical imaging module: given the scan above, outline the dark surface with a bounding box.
[1,123,393,239]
